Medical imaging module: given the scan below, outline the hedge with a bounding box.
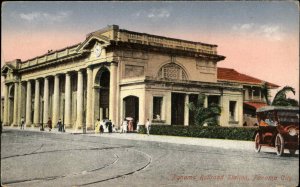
[138,125,258,141]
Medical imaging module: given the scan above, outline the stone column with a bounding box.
[139,89,146,125]
[76,70,83,129]
[17,82,23,127]
[53,74,60,126]
[33,79,40,127]
[25,81,32,127]
[259,89,262,101]
[12,82,19,126]
[64,72,71,128]
[109,63,117,125]
[3,84,9,126]
[86,67,93,130]
[43,77,49,126]
[184,94,189,126]
[204,95,208,108]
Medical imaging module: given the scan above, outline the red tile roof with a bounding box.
[217,67,279,88]
[244,102,268,109]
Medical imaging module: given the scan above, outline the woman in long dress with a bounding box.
[122,119,128,133]
[128,120,133,132]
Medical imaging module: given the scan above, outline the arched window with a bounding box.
[158,63,187,80]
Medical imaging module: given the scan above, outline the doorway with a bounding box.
[123,96,139,130]
[171,93,185,125]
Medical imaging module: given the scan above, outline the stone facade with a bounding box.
[1,25,245,130]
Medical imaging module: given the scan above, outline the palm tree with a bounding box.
[261,82,271,105]
[187,93,221,126]
[262,83,298,106]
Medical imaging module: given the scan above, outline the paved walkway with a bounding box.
[2,126,258,151]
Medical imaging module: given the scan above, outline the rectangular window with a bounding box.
[253,87,260,97]
[153,97,163,120]
[229,101,237,121]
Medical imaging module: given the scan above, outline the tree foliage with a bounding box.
[187,93,221,126]
[262,84,299,106]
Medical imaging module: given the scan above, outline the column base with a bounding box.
[86,126,94,130]
[26,123,32,127]
[33,123,40,127]
[75,121,82,130]
[3,122,10,126]
[86,123,93,130]
[64,123,72,128]
[11,123,18,127]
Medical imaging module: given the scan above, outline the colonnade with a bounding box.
[2,64,118,130]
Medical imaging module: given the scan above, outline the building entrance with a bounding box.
[171,93,185,125]
[99,70,110,120]
[123,96,139,130]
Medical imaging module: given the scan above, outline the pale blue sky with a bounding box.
[2,1,299,35]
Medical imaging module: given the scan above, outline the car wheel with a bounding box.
[254,133,261,153]
[275,134,284,156]
[289,149,296,155]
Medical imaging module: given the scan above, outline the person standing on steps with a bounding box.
[145,119,151,136]
[47,118,52,132]
[20,116,25,130]
[121,118,128,133]
[57,119,62,132]
[95,118,100,133]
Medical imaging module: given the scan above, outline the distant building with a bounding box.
[217,68,279,125]
[1,25,278,129]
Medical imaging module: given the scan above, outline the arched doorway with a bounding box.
[8,85,14,125]
[97,68,110,120]
[123,96,139,130]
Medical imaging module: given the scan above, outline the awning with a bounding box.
[244,102,267,110]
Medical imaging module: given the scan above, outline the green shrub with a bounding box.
[138,125,257,141]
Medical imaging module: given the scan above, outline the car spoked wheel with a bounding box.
[254,133,261,153]
[275,134,284,156]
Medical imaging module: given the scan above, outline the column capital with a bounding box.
[87,65,93,70]
[44,75,51,79]
[65,70,74,75]
[35,77,45,81]
[77,69,85,73]
[110,61,118,66]
[25,79,35,83]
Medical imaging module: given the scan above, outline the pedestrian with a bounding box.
[57,119,62,132]
[121,118,128,133]
[102,119,108,132]
[108,120,113,133]
[128,120,134,132]
[20,116,25,130]
[100,123,104,133]
[95,119,100,133]
[145,119,151,136]
[47,118,52,132]
[136,120,141,132]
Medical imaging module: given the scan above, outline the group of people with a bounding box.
[121,118,151,135]
[94,118,152,135]
[95,119,114,134]
[19,116,151,135]
[20,116,64,132]
[120,119,135,133]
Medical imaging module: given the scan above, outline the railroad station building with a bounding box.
[1,25,278,130]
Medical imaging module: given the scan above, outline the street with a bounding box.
[1,129,299,187]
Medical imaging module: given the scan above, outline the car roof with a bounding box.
[256,106,299,113]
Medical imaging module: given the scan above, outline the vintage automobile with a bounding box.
[254,106,299,156]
